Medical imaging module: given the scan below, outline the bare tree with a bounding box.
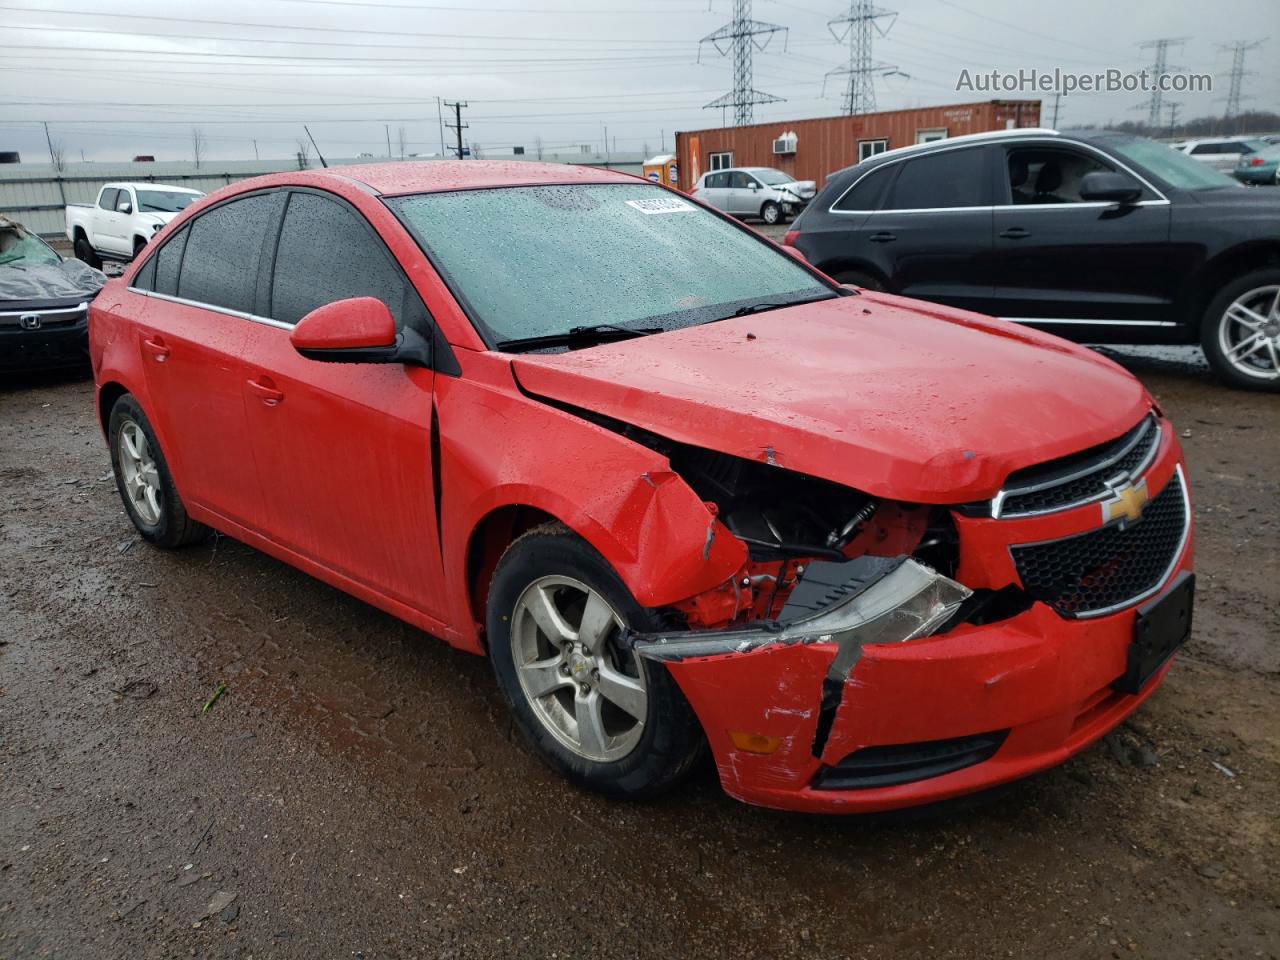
[642,142,651,159]
[48,138,67,172]
[396,126,408,160]
[470,142,484,159]
[534,135,544,161]
[296,138,312,170]
[190,127,207,168]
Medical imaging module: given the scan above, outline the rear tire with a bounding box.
[831,268,885,291]
[486,523,705,799]
[1200,268,1280,392]
[760,201,783,225]
[108,394,210,547]
[74,234,101,269]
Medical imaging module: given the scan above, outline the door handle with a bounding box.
[999,227,1031,239]
[247,378,285,406]
[142,336,169,362]
[869,231,897,243]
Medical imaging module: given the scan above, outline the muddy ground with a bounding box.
[1,347,1277,960]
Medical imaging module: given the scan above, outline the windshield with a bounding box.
[753,168,796,185]
[0,222,61,267]
[1106,137,1243,190]
[135,189,201,213]
[387,183,830,348]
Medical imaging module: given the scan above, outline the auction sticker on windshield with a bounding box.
[625,197,694,214]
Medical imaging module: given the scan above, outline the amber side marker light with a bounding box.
[729,731,783,755]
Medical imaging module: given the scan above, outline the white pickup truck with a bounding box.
[65,182,203,267]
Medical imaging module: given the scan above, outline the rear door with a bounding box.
[238,188,449,619]
[131,191,283,526]
[987,142,1174,327]
[856,144,996,313]
[699,172,731,211]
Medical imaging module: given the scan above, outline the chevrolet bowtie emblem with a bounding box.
[1101,478,1149,526]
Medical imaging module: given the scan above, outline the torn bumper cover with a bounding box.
[632,555,1186,814]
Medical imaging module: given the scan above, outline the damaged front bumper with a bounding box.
[633,552,1192,814]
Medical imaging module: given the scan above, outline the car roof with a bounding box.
[832,127,1064,178]
[107,182,203,193]
[320,159,641,195]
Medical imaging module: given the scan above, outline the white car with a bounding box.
[65,182,203,266]
[1174,138,1270,173]
[691,167,816,225]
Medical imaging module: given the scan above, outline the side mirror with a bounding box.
[117,200,132,214]
[1079,171,1142,205]
[290,297,430,366]
[748,181,760,190]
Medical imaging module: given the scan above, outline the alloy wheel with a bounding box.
[117,419,163,525]
[510,575,647,762]
[1218,285,1280,382]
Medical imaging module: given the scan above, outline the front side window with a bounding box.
[884,148,989,210]
[269,191,412,327]
[729,172,755,189]
[708,152,733,171]
[136,190,202,213]
[178,193,278,314]
[1005,148,1111,205]
[387,183,830,349]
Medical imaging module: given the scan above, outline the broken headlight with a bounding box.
[632,557,971,662]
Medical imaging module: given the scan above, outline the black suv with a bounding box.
[787,129,1280,391]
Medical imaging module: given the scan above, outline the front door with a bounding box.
[238,189,449,619]
[987,143,1174,327]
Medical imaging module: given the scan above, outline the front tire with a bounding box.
[1200,269,1280,392]
[486,523,705,798]
[760,201,783,225]
[831,268,885,291]
[74,234,101,269]
[108,394,210,547]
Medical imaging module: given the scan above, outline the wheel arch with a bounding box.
[97,380,130,436]
[814,256,891,289]
[1183,241,1280,331]
[463,503,561,651]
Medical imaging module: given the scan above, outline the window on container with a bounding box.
[883,148,989,210]
[708,152,733,171]
[178,193,279,313]
[858,139,888,161]
[915,128,948,144]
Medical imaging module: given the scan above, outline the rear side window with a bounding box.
[153,227,188,297]
[832,165,894,212]
[269,191,412,327]
[132,250,158,291]
[178,193,278,314]
[98,188,118,211]
[705,172,728,189]
[884,148,989,210]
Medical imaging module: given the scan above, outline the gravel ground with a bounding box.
[1,344,1277,959]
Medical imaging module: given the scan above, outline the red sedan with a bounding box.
[89,162,1194,813]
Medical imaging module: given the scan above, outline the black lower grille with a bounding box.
[814,730,1009,790]
[1010,472,1188,617]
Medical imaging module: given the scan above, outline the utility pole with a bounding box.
[436,96,446,157]
[252,139,259,161]
[825,0,900,115]
[1136,37,1187,128]
[386,124,392,159]
[1165,101,1182,138]
[1051,91,1061,129]
[444,101,468,159]
[42,121,67,206]
[699,0,787,126]
[1218,39,1266,119]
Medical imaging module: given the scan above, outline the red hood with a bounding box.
[511,293,1149,503]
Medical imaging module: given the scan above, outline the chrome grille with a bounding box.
[993,414,1160,518]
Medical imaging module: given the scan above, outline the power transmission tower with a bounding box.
[443,100,468,159]
[1165,101,1182,138]
[824,0,900,115]
[1218,39,1266,118]
[1136,38,1187,128]
[699,0,787,126]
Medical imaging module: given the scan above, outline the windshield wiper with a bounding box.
[495,323,663,353]
[715,292,837,322]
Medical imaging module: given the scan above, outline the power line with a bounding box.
[1218,39,1266,118]
[699,0,787,126]
[1136,37,1187,127]
[824,0,901,115]
[443,100,468,159]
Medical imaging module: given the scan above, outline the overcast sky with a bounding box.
[2,0,1277,163]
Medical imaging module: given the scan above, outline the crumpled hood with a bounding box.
[0,259,106,303]
[511,293,1149,503]
[780,180,816,198]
